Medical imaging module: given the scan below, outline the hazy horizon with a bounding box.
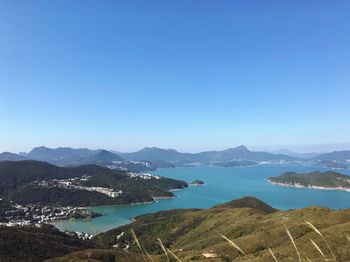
[1,1,349,153]
[2,143,350,155]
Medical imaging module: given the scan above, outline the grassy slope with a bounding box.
[2,197,350,261]
[96,197,350,261]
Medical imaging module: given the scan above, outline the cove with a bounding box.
[55,164,350,234]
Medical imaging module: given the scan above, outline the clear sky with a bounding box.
[1,1,350,153]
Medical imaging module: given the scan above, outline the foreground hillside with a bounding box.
[96,197,350,261]
[0,224,146,262]
[1,197,349,261]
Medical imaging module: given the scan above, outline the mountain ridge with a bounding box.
[3,146,350,168]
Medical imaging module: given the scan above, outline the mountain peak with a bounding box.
[31,146,51,151]
[214,196,277,213]
[225,145,250,154]
[139,147,178,153]
[236,145,249,151]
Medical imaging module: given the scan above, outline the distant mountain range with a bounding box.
[313,150,350,162]
[0,152,27,161]
[271,149,321,159]
[120,145,297,163]
[1,145,350,170]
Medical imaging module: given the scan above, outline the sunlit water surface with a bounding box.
[55,165,350,234]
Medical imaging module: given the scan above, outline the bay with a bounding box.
[55,164,350,234]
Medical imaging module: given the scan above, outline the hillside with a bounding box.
[268,171,350,190]
[120,147,196,163]
[0,223,143,262]
[0,224,97,261]
[314,150,350,162]
[75,149,124,165]
[1,197,350,261]
[95,196,350,261]
[27,146,96,166]
[22,146,164,171]
[0,161,188,207]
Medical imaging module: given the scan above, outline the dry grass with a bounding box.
[166,248,182,262]
[305,221,336,261]
[309,238,326,260]
[220,234,247,258]
[130,228,154,262]
[346,234,350,243]
[121,221,348,261]
[285,226,302,262]
[157,238,169,262]
[268,247,278,262]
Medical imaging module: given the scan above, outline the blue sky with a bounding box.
[1,1,350,153]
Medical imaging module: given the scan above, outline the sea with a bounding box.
[55,164,350,234]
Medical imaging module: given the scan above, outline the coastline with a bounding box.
[266,179,350,193]
[53,186,185,233]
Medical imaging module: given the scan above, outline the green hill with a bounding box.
[0,161,188,206]
[268,171,350,190]
[0,224,97,261]
[95,196,350,261]
[1,197,350,261]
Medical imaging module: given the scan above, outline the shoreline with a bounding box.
[53,186,186,233]
[266,179,350,193]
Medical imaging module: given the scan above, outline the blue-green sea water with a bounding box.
[55,165,350,234]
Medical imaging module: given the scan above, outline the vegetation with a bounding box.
[1,196,350,261]
[0,161,187,206]
[0,224,97,261]
[5,186,154,206]
[190,180,205,185]
[95,197,350,261]
[268,171,350,189]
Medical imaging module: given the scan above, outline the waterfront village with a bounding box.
[0,171,161,239]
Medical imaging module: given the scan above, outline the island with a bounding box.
[267,171,350,192]
[189,180,205,186]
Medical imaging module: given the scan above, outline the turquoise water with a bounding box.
[55,165,350,234]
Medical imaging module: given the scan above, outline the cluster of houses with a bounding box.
[37,176,123,198]
[0,204,98,227]
[127,172,160,180]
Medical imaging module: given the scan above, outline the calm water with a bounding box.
[55,165,350,234]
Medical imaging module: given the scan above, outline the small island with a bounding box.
[267,171,350,192]
[189,180,205,186]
